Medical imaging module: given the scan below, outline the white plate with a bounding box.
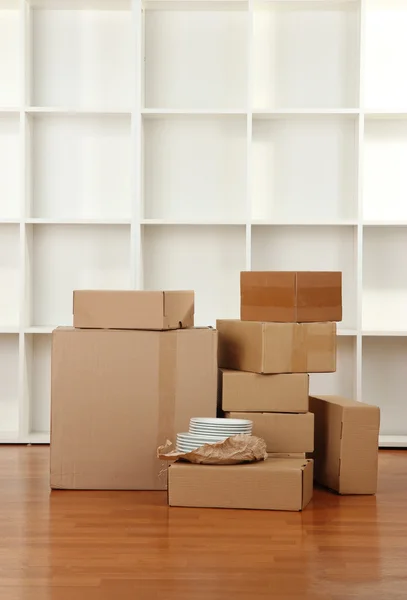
[189,427,251,435]
[177,434,227,443]
[177,431,227,440]
[190,417,253,426]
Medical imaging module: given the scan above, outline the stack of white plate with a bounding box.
[176,417,253,453]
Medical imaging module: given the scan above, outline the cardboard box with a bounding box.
[168,458,313,511]
[240,271,342,323]
[220,370,309,413]
[217,320,336,374]
[50,327,217,490]
[73,290,194,330]
[226,412,314,453]
[309,395,380,495]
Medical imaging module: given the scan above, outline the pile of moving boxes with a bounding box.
[51,272,380,511]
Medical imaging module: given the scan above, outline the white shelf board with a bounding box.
[363,337,407,438]
[253,1,359,109]
[310,336,356,398]
[142,1,248,12]
[0,107,19,114]
[142,109,247,118]
[365,110,407,119]
[379,436,407,449]
[25,326,56,334]
[363,227,407,331]
[0,114,20,219]
[26,107,132,116]
[0,224,20,327]
[0,432,50,444]
[251,226,357,330]
[26,218,131,225]
[252,219,358,226]
[0,333,19,436]
[0,326,19,333]
[253,109,359,119]
[365,1,407,110]
[27,1,131,9]
[29,224,131,327]
[142,219,246,225]
[338,329,357,336]
[0,7,19,108]
[144,9,247,109]
[31,7,132,109]
[363,119,407,222]
[143,115,247,221]
[29,114,132,220]
[143,225,246,327]
[363,331,407,337]
[252,116,357,223]
[364,221,407,227]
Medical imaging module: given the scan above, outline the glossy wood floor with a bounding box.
[0,448,406,600]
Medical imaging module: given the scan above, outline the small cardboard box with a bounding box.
[168,458,313,511]
[217,319,336,374]
[220,370,309,413]
[50,326,217,490]
[309,395,380,495]
[240,271,342,323]
[73,290,194,330]
[226,412,314,453]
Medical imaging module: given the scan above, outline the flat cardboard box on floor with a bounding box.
[240,271,342,323]
[168,458,314,511]
[226,412,314,453]
[217,319,336,374]
[220,370,309,413]
[50,327,217,490]
[73,290,194,330]
[309,395,380,495]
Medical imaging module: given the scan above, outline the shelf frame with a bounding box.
[1,0,407,446]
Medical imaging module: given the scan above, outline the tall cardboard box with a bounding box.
[226,412,314,453]
[220,370,309,413]
[217,320,336,374]
[240,271,342,323]
[50,327,217,490]
[73,290,194,330]
[168,458,314,511]
[309,395,380,495]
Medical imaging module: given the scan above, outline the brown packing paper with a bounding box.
[157,434,268,465]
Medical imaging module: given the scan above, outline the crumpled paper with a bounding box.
[157,434,268,465]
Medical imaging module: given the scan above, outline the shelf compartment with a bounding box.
[0,224,20,327]
[252,116,357,223]
[0,114,20,219]
[142,225,246,327]
[25,333,51,436]
[362,336,407,437]
[310,336,356,398]
[251,225,357,329]
[365,0,407,110]
[29,114,131,219]
[28,224,131,327]
[0,6,19,107]
[144,9,247,109]
[363,119,407,222]
[30,6,132,109]
[0,333,19,435]
[253,1,359,109]
[363,227,407,331]
[144,115,247,221]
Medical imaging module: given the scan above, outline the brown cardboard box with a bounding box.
[309,395,380,495]
[50,327,217,490]
[168,458,313,511]
[221,370,309,413]
[227,412,314,453]
[268,453,306,459]
[217,319,336,374]
[240,271,342,323]
[73,290,194,330]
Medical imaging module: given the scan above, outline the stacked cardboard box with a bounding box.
[168,272,340,512]
[50,290,218,490]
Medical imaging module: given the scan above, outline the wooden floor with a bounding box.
[0,448,406,600]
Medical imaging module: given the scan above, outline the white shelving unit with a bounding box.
[0,0,406,447]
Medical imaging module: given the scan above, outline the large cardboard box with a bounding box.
[309,395,380,495]
[217,319,336,374]
[226,412,314,453]
[73,290,194,330]
[50,327,217,490]
[240,271,342,323]
[220,370,309,413]
[168,458,313,511]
